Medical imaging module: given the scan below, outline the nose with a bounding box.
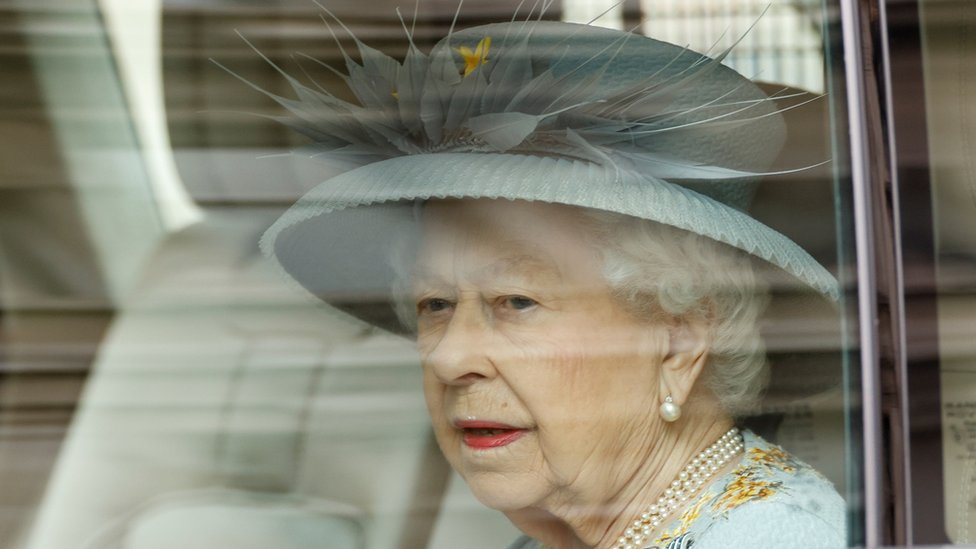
[422,301,496,386]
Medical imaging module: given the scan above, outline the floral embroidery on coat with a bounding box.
[648,431,812,549]
[508,430,843,549]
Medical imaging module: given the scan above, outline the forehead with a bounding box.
[414,199,602,281]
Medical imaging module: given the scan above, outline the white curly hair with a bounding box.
[580,210,770,417]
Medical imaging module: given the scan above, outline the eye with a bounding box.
[417,297,453,315]
[501,295,537,311]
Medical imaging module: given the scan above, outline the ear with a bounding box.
[658,318,710,407]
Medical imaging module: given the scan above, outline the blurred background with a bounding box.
[1,0,974,547]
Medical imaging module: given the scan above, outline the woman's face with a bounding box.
[413,199,672,512]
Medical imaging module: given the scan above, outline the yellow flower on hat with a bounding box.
[456,36,491,76]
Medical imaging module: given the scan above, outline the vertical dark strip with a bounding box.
[883,0,946,543]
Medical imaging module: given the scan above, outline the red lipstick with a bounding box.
[455,420,527,449]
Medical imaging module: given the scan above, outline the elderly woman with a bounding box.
[247,11,846,549]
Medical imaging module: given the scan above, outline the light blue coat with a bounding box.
[506,430,846,549]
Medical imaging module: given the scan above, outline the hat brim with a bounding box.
[261,152,839,334]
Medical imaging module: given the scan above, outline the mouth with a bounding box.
[454,420,529,450]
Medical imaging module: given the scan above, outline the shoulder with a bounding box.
[694,498,845,548]
[691,431,846,548]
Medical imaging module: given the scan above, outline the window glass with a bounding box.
[1,1,866,547]
[918,0,976,543]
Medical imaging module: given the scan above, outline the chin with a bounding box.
[463,470,545,512]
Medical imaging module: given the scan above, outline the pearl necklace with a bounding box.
[611,427,744,549]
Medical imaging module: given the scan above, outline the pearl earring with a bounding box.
[660,395,681,422]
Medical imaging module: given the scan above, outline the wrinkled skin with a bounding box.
[411,200,731,548]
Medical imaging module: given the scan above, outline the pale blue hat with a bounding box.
[235,17,838,332]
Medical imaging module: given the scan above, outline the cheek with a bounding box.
[518,328,658,436]
[421,369,447,423]
[422,372,464,463]
[529,325,650,392]
[516,345,612,428]
[421,371,448,433]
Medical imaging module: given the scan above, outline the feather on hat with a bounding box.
[221,9,838,332]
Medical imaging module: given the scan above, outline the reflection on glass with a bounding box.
[921,0,976,544]
[640,0,825,93]
[1,1,863,548]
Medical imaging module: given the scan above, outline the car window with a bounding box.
[909,0,976,544]
[0,1,885,548]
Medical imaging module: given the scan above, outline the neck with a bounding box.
[507,416,736,549]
